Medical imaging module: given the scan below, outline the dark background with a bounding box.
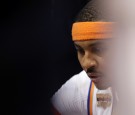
[0,0,89,115]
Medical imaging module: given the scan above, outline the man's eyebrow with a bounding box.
[74,43,82,49]
[74,40,107,48]
[89,41,106,47]
[89,42,102,47]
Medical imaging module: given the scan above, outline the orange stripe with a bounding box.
[72,22,114,41]
[90,82,95,115]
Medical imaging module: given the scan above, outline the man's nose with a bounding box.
[81,52,97,71]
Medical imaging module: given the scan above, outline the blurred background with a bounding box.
[0,0,90,115]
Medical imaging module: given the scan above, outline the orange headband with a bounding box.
[72,22,114,41]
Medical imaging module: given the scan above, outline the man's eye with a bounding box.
[76,48,85,55]
[91,46,106,55]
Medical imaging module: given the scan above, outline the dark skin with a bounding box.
[74,39,111,90]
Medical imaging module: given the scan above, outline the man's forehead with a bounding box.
[74,39,108,47]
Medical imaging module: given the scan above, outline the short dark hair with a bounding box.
[75,0,108,22]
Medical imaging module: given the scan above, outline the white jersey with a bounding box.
[51,71,113,115]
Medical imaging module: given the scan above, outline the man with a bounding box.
[51,0,114,115]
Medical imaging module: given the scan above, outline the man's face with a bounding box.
[74,40,111,90]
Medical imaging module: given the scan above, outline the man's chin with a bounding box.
[94,83,110,90]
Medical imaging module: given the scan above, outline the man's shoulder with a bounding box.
[51,70,91,114]
[58,70,90,92]
[67,70,90,84]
